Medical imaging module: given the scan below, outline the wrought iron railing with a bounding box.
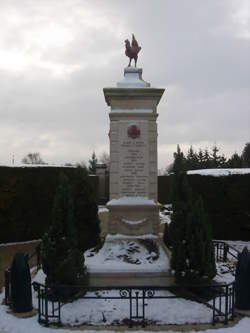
[213,241,239,262]
[4,240,238,326]
[32,281,235,327]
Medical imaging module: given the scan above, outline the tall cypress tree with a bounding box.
[71,167,100,251]
[170,173,216,282]
[173,145,186,173]
[170,173,191,279]
[88,152,98,174]
[227,152,242,168]
[42,173,86,286]
[185,198,216,280]
[186,145,199,170]
[242,142,250,167]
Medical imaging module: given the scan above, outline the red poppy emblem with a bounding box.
[127,125,140,139]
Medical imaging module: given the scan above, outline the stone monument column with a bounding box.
[104,67,165,236]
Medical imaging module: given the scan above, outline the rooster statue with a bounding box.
[125,34,141,67]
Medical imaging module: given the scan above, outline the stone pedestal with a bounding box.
[103,67,165,236]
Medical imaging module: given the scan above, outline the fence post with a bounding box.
[4,269,10,305]
[225,285,229,325]
[223,243,229,262]
[232,283,235,321]
[212,294,216,325]
[37,284,41,323]
[129,289,132,328]
[58,300,61,325]
[45,284,49,326]
[36,244,41,271]
[142,289,146,328]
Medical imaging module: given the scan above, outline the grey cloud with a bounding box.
[0,0,249,168]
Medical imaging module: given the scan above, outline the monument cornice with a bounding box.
[103,88,165,107]
[109,112,158,120]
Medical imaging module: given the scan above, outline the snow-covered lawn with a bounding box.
[1,287,250,333]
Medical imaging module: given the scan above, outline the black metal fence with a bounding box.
[4,240,238,327]
[213,241,239,262]
[32,281,235,327]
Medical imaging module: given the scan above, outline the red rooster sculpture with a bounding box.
[125,34,141,67]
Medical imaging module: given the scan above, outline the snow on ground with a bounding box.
[59,289,212,326]
[1,240,250,332]
[0,163,72,168]
[1,285,250,333]
[225,240,250,253]
[1,239,250,332]
[0,239,41,247]
[214,262,236,284]
[159,211,171,224]
[98,206,109,213]
[187,168,250,177]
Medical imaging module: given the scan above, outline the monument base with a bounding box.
[85,234,173,287]
[106,197,160,236]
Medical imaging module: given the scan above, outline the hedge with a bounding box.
[0,166,98,243]
[1,167,249,242]
[158,174,250,241]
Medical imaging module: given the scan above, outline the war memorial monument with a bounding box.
[86,35,171,286]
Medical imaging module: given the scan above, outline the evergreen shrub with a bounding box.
[170,173,216,283]
[42,173,89,299]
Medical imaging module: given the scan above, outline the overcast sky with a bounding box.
[0,0,249,169]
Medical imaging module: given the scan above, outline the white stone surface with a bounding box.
[117,67,150,88]
[107,196,156,206]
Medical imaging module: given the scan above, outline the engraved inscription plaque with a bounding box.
[119,121,149,197]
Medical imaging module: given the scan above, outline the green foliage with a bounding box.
[242,142,250,167]
[170,174,216,283]
[185,198,216,280]
[170,143,250,172]
[227,153,242,168]
[42,173,86,286]
[186,146,199,170]
[172,145,186,173]
[88,152,98,174]
[69,167,100,251]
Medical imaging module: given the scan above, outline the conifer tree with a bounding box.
[172,145,186,173]
[203,148,211,168]
[170,173,216,282]
[185,198,216,280]
[186,145,199,170]
[211,145,220,168]
[42,173,85,286]
[170,173,191,278]
[88,152,98,174]
[197,149,205,168]
[227,152,242,168]
[242,142,250,167]
[71,167,100,251]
